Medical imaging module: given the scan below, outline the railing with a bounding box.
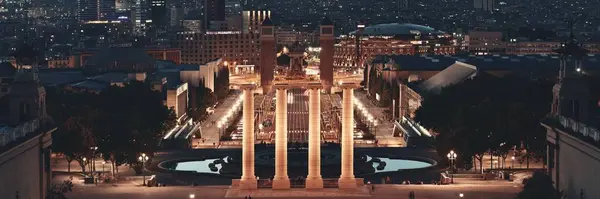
[558,115,600,142]
[0,119,40,147]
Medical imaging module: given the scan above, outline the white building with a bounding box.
[541,40,600,199]
[0,69,55,199]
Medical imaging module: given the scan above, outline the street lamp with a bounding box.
[90,146,98,177]
[102,161,106,174]
[189,193,195,199]
[217,123,223,139]
[459,193,464,198]
[511,156,515,169]
[138,153,149,186]
[82,157,87,175]
[447,150,457,184]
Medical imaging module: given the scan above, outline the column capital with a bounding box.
[337,82,360,89]
[239,84,257,90]
[273,83,289,90]
[307,83,323,90]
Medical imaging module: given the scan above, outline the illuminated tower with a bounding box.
[319,17,334,92]
[260,16,275,93]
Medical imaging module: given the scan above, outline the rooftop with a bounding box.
[371,54,600,76]
[349,23,445,36]
[0,62,16,77]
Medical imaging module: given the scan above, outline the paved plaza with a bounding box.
[64,182,520,199]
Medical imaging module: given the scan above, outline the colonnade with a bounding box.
[237,83,357,190]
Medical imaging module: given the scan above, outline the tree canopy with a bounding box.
[47,81,176,175]
[518,171,558,199]
[413,75,553,172]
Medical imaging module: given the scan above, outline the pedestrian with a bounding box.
[371,184,375,192]
[409,191,415,199]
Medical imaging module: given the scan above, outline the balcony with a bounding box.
[0,119,40,147]
[557,115,600,142]
[544,115,600,149]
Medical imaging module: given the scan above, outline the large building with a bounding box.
[542,40,600,199]
[77,0,116,22]
[132,0,152,35]
[0,67,55,199]
[0,62,15,98]
[175,31,260,65]
[474,0,494,11]
[467,31,504,54]
[467,31,600,55]
[204,0,225,30]
[334,23,456,69]
[150,0,168,27]
[242,10,271,33]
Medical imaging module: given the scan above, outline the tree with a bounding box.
[46,87,98,173]
[414,75,552,172]
[189,86,216,121]
[518,171,558,199]
[214,67,230,100]
[94,81,176,176]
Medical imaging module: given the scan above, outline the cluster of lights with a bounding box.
[217,95,244,130]
[353,97,378,126]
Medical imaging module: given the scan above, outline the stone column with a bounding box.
[239,85,257,190]
[338,86,356,189]
[306,86,323,189]
[273,87,290,189]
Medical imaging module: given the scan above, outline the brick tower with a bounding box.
[319,17,334,92]
[259,16,275,94]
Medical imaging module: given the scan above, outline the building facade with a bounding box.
[334,23,456,68]
[175,31,260,65]
[204,0,225,30]
[242,10,271,33]
[0,67,55,199]
[542,40,600,199]
[467,31,504,54]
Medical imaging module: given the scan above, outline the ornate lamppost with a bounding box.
[138,153,149,186]
[447,150,457,184]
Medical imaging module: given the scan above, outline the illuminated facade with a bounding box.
[175,31,260,65]
[334,23,456,68]
[67,47,181,68]
[242,10,271,33]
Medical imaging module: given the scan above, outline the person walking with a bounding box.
[409,191,415,199]
[371,183,375,192]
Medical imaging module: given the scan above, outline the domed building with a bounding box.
[334,23,456,69]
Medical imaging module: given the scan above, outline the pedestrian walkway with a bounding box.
[354,91,405,147]
[196,93,243,148]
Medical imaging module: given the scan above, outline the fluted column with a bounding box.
[338,87,356,189]
[306,86,323,189]
[273,87,290,189]
[239,85,257,190]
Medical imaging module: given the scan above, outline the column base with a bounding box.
[272,178,291,190]
[305,177,324,189]
[338,177,357,189]
[239,179,257,190]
